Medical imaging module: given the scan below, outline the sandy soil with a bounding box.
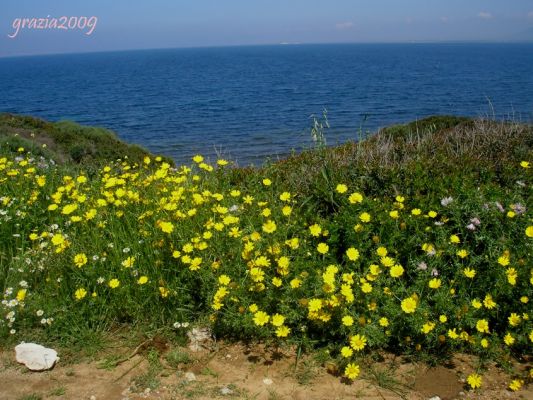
[1,341,531,400]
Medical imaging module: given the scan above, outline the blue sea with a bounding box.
[0,43,532,165]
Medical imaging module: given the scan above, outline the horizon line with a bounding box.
[2,39,533,59]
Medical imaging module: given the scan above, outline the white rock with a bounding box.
[186,327,211,352]
[15,342,58,371]
[428,397,441,400]
[262,378,273,385]
[184,372,196,382]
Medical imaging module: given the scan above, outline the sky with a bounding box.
[1,0,533,57]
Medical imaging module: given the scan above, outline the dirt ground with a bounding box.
[1,340,532,400]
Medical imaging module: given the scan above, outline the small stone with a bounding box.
[220,386,233,395]
[15,342,58,371]
[428,397,441,400]
[263,378,273,385]
[144,388,151,394]
[90,396,96,400]
[458,392,465,396]
[185,372,197,382]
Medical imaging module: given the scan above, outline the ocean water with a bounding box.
[0,43,532,165]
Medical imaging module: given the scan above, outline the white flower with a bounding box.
[92,255,99,261]
[122,247,131,253]
[36,310,44,317]
[470,218,481,226]
[431,268,439,276]
[19,280,28,288]
[466,223,476,231]
[97,277,105,284]
[6,311,15,319]
[173,322,181,329]
[10,329,16,335]
[440,197,453,206]
[41,318,48,325]
[417,262,428,271]
[229,205,239,212]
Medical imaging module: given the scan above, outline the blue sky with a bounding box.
[1,0,533,57]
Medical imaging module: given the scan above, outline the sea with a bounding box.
[0,43,532,165]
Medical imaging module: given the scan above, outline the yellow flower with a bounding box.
[108,279,120,289]
[308,298,323,312]
[389,210,399,219]
[253,311,269,326]
[508,313,521,327]
[427,211,437,218]
[411,208,422,216]
[271,314,285,327]
[275,326,290,337]
[342,316,354,327]
[349,334,367,351]
[520,161,530,168]
[74,253,88,268]
[504,332,515,346]
[61,203,78,215]
[309,224,322,237]
[262,220,277,233]
[483,294,496,309]
[158,220,174,234]
[498,255,510,266]
[508,379,523,392]
[290,278,301,288]
[463,268,476,279]
[317,242,329,254]
[249,304,258,313]
[346,247,360,261]
[344,363,360,380]
[376,246,387,257]
[389,265,404,278]
[421,322,436,334]
[341,346,353,358]
[348,192,363,204]
[456,249,469,258]
[467,373,482,389]
[401,297,417,314]
[359,212,371,223]
[449,234,460,244]
[262,178,272,186]
[439,315,447,323]
[526,226,533,238]
[137,276,148,285]
[379,317,389,327]
[480,338,489,348]
[336,184,348,193]
[16,289,27,302]
[192,154,204,163]
[218,275,231,285]
[74,288,87,300]
[476,319,489,333]
[361,282,372,293]
[122,256,135,268]
[428,278,441,289]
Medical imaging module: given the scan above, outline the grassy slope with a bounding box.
[0,113,173,169]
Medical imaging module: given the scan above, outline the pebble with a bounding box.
[428,397,441,400]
